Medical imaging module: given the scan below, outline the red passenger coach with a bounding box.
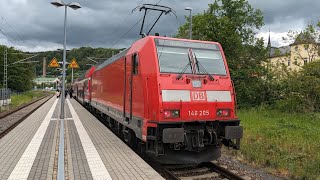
[73,66,96,106]
[88,36,243,164]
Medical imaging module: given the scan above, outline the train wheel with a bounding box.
[117,122,124,139]
[127,130,137,150]
[137,139,145,155]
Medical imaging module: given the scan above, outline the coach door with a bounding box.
[124,53,139,123]
[123,57,127,122]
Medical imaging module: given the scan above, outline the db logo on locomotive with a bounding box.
[191,91,206,101]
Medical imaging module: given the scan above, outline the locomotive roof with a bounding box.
[85,66,96,78]
[95,48,130,71]
[93,36,221,72]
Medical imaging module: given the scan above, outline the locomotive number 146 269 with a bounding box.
[188,110,210,116]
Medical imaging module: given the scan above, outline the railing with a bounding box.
[0,88,11,106]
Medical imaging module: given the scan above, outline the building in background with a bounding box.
[33,77,59,90]
[267,32,320,71]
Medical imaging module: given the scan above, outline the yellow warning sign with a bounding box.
[48,57,60,68]
[68,58,80,69]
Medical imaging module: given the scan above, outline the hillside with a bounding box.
[34,47,123,82]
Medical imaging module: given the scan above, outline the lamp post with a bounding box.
[185,7,193,39]
[51,0,81,119]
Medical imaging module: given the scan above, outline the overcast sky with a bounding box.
[0,0,319,52]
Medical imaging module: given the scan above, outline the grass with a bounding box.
[1,91,47,111]
[231,108,320,179]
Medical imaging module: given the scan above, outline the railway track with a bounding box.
[158,162,246,180]
[0,94,53,139]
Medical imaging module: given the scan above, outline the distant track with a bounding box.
[0,94,53,139]
[0,93,49,119]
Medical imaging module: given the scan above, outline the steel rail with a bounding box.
[158,162,245,180]
[203,162,245,180]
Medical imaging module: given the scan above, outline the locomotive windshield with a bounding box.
[155,39,227,75]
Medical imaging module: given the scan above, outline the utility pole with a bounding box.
[1,48,38,104]
[71,68,73,83]
[3,47,8,105]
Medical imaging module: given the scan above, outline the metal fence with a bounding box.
[0,88,11,106]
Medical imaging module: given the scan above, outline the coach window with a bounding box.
[132,53,139,75]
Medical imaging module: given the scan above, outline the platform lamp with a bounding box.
[185,7,193,39]
[50,0,81,120]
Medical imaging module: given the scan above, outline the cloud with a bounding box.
[248,0,320,46]
[257,31,289,47]
[0,0,319,51]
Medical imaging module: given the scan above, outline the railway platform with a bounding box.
[0,96,163,180]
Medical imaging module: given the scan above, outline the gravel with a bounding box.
[214,153,286,180]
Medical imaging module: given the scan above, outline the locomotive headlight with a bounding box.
[216,109,231,117]
[164,110,180,119]
[192,80,202,88]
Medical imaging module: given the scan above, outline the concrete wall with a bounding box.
[0,88,11,106]
[0,99,11,107]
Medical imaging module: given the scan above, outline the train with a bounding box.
[72,36,243,164]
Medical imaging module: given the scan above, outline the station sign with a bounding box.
[48,57,60,68]
[68,58,80,69]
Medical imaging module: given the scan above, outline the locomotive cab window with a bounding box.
[132,53,139,75]
[155,39,227,75]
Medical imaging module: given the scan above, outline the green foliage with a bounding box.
[0,44,121,92]
[272,61,320,113]
[10,91,46,108]
[176,0,267,108]
[236,109,320,179]
[0,45,35,92]
[36,47,122,81]
[233,40,270,107]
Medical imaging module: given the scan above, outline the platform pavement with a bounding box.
[0,96,164,180]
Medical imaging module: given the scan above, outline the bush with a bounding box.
[272,61,320,113]
[275,95,312,113]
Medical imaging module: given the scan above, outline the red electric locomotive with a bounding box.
[87,36,243,164]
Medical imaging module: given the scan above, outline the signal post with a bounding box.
[68,58,80,83]
[48,57,80,85]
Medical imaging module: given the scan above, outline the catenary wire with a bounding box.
[106,0,144,46]
[111,0,163,48]
[1,16,24,42]
[0,28,17,47]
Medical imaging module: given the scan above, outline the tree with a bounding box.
[0,46,35,92]
[36,47,122,81]
[275,61,320,113]
[176,0,267,107]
